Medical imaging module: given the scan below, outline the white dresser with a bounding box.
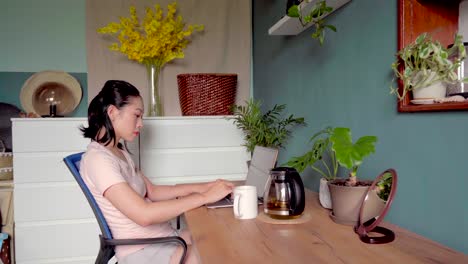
[12,117,248,264]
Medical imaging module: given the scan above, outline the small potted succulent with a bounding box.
[229,99,306,155]
[390,32,466,101]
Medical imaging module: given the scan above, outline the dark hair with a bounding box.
[81,80,141,148]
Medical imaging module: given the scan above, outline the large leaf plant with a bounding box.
[286,127,377,185]
[330,127,378,186]
[286,126,338,181]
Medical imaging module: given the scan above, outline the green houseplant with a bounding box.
[327,127,378,225]
[287,0,336,46]
[375,171,392,202]
[230,99,306,154]
[390,32,467,101]
[287,126,378,222]
[286,126,337,209]
[330,127,378,186]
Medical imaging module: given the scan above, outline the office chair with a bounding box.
[64,152,187,264]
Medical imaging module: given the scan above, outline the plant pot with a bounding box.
[319,178,332,209]
[328,180,372,226]
[412,71,447,99]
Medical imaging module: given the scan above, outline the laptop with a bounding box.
[206,146,278,209]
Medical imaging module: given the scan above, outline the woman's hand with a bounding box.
[204,179,234,191]
[201,180,234,204]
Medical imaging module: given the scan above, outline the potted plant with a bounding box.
[327,127,378,225]
[287,0,337,46]
[286,126,337,209]
[390,32,466,101]
[97,3,204,116]
[230,99,306,155]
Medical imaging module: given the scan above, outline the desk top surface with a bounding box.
[184,190,467,264]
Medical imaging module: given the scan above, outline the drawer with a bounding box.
[14,183,93,222]
[141,147,249,180]
[12,119,89,152]
[15,221,99,262]
[140,117,244,149]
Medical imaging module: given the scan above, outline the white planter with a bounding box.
[412,71,447,99]
[319,178,332,209]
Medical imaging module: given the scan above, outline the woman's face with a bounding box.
[111,96,144,142]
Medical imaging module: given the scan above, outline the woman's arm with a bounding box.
[104,179,233,227]
[140,171,233,201]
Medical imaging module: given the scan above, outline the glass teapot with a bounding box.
[264,167,305,219]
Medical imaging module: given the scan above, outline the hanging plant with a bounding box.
[287,0,337,46]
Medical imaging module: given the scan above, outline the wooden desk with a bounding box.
[184,190,467,264]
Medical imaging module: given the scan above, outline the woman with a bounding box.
[80,80,233,264]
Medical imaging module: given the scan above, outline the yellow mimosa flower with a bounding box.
[97,2,203,67]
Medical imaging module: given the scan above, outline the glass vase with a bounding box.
[146,64,164,116]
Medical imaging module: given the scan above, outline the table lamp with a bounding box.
[36,82,64,117]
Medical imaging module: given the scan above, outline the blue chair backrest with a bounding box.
[64,152,113,239]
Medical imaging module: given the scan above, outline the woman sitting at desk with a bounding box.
[80,80,233,264]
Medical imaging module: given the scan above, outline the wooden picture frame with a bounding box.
[396,0,468,112]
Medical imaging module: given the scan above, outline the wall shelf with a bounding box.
[268,0,352,35]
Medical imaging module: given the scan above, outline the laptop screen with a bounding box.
[245,146,278,197]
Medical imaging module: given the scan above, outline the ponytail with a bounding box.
[80,80,140,148]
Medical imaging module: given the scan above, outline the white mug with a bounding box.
[233,185,258,219]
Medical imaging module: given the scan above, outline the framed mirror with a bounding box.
[354,169,398,244]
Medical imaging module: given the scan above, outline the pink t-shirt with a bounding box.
[80,141,174,259]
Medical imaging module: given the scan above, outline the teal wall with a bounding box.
[253,0,467,254]
[0,0,87,116]
[0,0,86,72]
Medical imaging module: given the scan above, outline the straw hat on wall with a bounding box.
[20,71,82,116]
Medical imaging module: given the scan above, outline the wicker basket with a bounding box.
[177,73,237,116]
[0,168,12,181]
[0,140,12,170]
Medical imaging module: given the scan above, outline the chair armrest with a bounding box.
[105,236,186,248]
[104,236,187,264]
